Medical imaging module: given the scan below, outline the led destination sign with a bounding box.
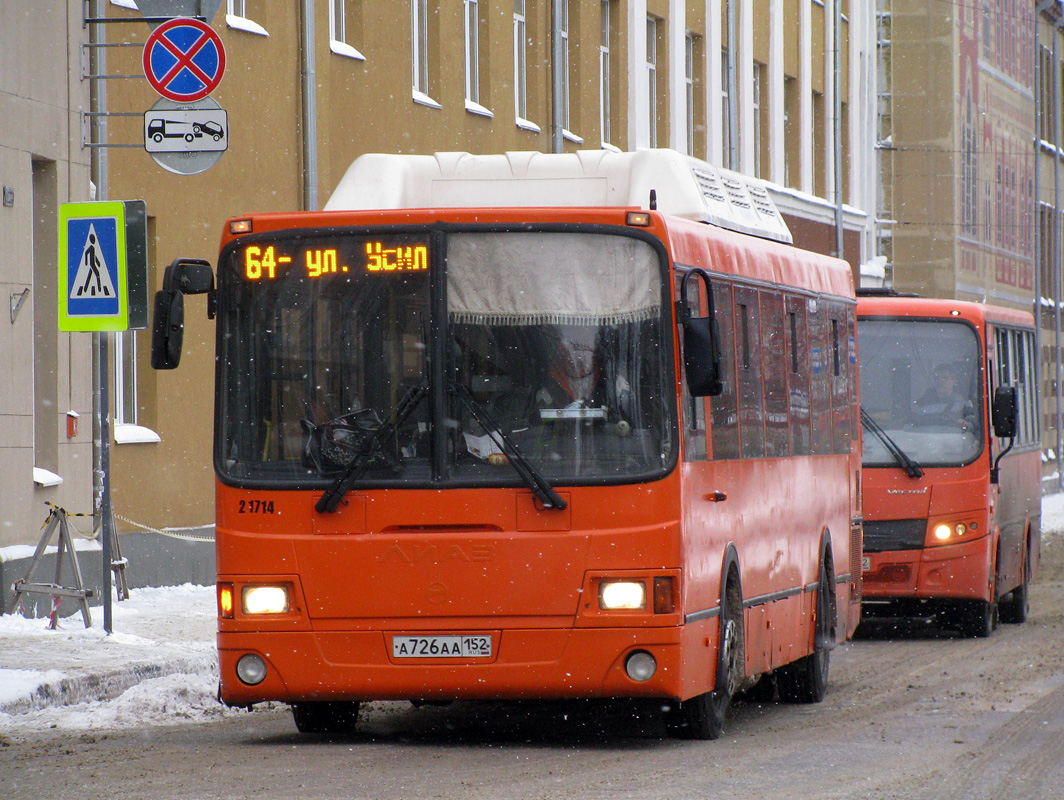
[242,239,429,281]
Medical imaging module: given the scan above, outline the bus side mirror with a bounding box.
[150,258,216,371]
[992,385,1017,439]
[679,268,724,397]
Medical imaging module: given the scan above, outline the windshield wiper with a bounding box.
[860,407,924,479]
[316,383,428,513]
[452,382,567,510]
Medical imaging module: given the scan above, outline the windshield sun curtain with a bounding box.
[217,227,675,489]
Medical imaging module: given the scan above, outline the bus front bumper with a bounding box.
[217,625,699,708]
[861,534,994,606]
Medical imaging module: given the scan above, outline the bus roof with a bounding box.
[324,149,793,245]
[857,294,1035,328]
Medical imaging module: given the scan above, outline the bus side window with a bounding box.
[709,281,740,460]
[829,304,852,455]
[785,295,811,455]
[809,299,832,455]
[761,290,789,457]
[679,275,708,462]
[735,286,765,459]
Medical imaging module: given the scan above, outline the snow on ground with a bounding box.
[2,498,1064,738]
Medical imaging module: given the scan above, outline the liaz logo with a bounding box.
[378,543,496,565]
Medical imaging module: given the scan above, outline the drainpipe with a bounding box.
[301,0,318,210]
[833,0,844,261]
[552,0,564,153]
[726,0,738,169]
[1055,17,1063,490]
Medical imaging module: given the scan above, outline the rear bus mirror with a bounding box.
[149,258,216,371]
[150,289,184,370]
[679,268,724,397]
[991,385,1017,439]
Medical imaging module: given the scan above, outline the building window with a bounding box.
[685,33,695,155]
[464,0,485,111]
[412,0,439,107]
[514,0,531,125]
[226,0,268,36]
[752,62,763,177]
[600,0,612,146]
[647,16,658,148]
[329,0,365,60]
[722,50,733,169]
[115,332,137,426]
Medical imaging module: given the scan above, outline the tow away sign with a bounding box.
[144,107,228,153]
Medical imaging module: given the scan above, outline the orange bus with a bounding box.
[152,151,862,738]
[856,291,1041,636]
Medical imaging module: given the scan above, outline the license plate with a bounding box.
[862,556,871,573]
[392,635,493,659]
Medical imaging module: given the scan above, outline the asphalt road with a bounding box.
[3,536,1063,800]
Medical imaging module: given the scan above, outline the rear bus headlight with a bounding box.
[242,585,290,615]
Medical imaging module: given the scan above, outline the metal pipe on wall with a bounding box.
[552,0,564,153]
[301,0,318,210]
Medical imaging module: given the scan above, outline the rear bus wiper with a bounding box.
[452,382,567,511]
[860,407,924,479]
[316,383,428,513]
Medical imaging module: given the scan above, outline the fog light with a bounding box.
[625,651,657,682]
[236,654,267,686]
[243,585,289,614]
[600,581,646,610]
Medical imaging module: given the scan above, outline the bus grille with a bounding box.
[863,519,926,552]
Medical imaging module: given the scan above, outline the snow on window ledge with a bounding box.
[330,40,366,60]
[562,129,584,145]
[226,14,269,36]
[516,117,541,133]
[601,142,622,153]
[413,90,442,110]
[110,0,138,9]
[33,467,63,488]
[465,99,494,118]
[114,424,162,445]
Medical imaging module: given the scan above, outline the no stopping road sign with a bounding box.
[143,17,225,103]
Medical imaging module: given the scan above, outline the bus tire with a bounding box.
[667,575,743,740]
[957,599,997,638]
[291,700,361,734]
[998,541,1030,624]
[777,557,833,704]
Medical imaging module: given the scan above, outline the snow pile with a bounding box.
[1042,492,1064,536]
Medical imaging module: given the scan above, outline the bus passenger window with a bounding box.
[761,291,789,457]
[785,296,811,456]
[735,287,764,459]
[709,281,740,460]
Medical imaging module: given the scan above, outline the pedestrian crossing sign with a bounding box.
[59,201,146,332]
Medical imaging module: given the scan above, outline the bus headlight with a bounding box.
[242,585,289,614]
[931,522,969,543]
[600,581,646,610]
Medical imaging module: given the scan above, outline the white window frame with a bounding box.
[600,0,612,147]
[646,16,658,149]
[226,0,269,36]
[685,33,695,156]
[113,333,161,444]
[465,0,493,116]
[330,0,365,60]
[753,61,763,178]
[514,0,539,130]
[412,0,440,107]
[560,0,573,137]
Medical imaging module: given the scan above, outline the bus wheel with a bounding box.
[777,558,833,704]
[957,599,997,638]
[999,546,1030,625]
[667,577,743,740]
[291,701,361,734]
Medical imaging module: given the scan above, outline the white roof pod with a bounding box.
[325,149,793,244]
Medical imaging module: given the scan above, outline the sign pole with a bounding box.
[98,332,114,635]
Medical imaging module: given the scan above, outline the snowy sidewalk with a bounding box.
[0,584,234,733]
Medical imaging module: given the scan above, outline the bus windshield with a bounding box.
[857,318,983,468]
[216,228,675,488]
